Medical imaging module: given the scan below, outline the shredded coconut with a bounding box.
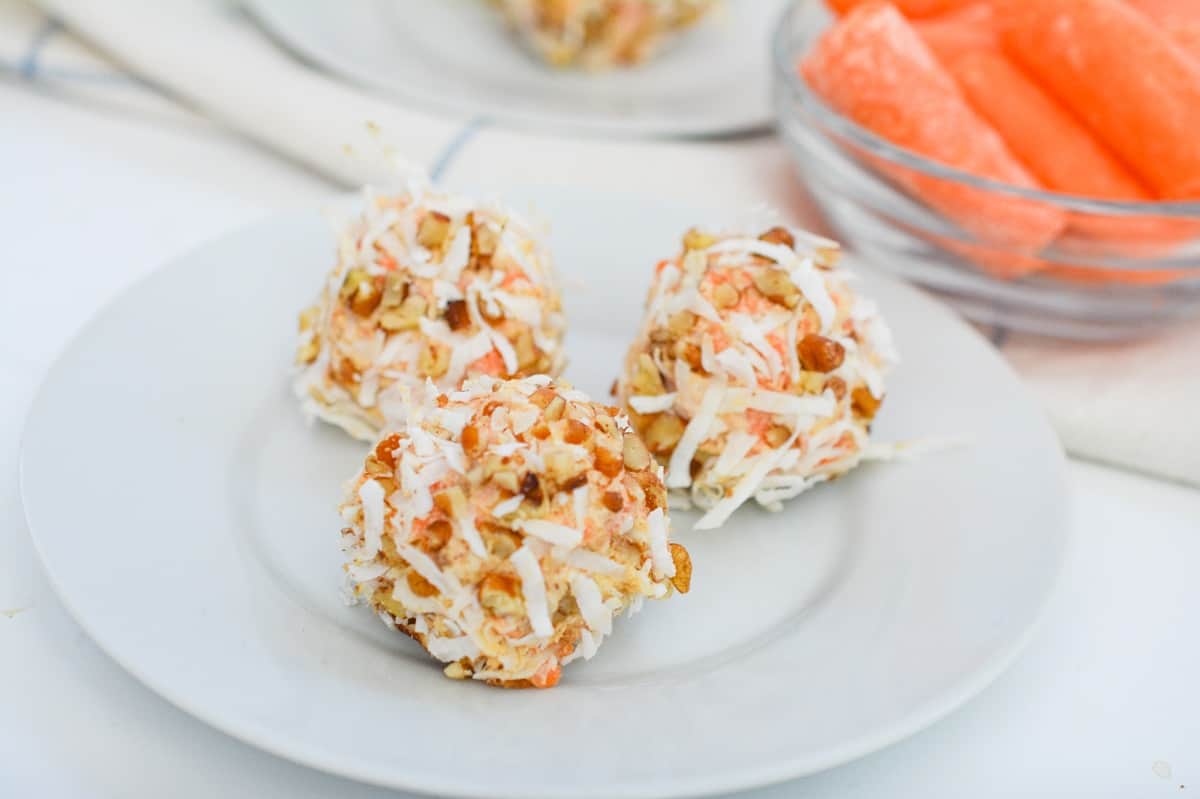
[510,546,553,638]
[565,549,626,576]
[694,422,801,530]
[490,495,523,519]
[394,542,452,596]
[667,380,726,488]
[570,574,613,635]
[515,519,583,548]
[629,393,678,414]
[358,479,385,557]
[646,508,675,578]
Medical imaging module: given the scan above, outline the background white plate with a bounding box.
[243,0,785,137]
[21,186,1067,798]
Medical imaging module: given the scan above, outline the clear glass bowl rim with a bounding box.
[771,0,1200,220]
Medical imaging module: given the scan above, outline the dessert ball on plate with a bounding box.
[617,224,896,530]
[493,0,717,69]
[339,375,691,688]
[294,185,566,440]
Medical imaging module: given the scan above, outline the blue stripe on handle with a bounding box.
[430,116,491,183]
[18,17,63,80]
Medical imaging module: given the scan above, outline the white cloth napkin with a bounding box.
[12,0,1200,488]
[1004,325,1200,487]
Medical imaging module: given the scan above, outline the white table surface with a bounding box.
[3,81,1199,799]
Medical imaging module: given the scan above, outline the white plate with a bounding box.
[21,186,1067,798]
[243,0,785,137]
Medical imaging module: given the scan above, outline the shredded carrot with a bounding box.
[530,659,562,688]
[815,432,857,467]
[764,331,789,360]
[706,325,731,352]
[470,350,506,375]
[745,410,776,438]
[759,372,790,391]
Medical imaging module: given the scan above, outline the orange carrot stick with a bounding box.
[940,49,1150,201]
[1122,0,1200,28]
[1170,23,1200,62]
[802,2,1064,258]
[936,238,1050,281]
[914,2,997,62]
[1123,0,1200,61]
[826,0,975,17]
[935,48,1197,255]
[999,0,1200,199]
[937,17,1199,258]
[1043,262,1190,287]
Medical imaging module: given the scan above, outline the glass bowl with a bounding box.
[771,0,1200,340]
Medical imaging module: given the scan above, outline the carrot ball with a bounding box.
[493,0,716,69]
[339,375,691,688]
[294,184,566,440]
[617,225,896,531]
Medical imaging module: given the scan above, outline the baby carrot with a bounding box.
[999,0,1200,199]
[802,2,1064,255]
[826,0,975,17]
[1171,24,1200,62]
[914,2,997,63]
[1121,0,1200,28]
[940,49,1150,201]
[1043,262,1189,287]
[936,238,1048,280]
[1123,0,1200,62]
[948,49,1200,257]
